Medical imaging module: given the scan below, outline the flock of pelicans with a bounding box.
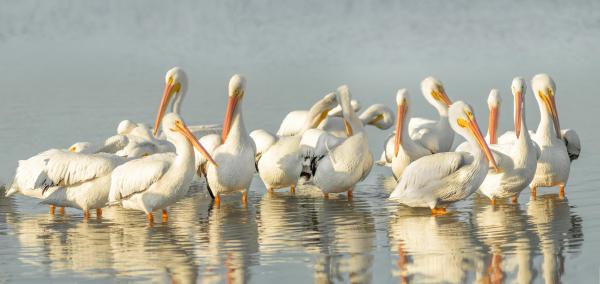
[5,68,581,222]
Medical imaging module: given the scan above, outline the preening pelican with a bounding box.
[307,85,374,198]
[276,99,360,136]
[389,101,498,214]
[108,113,216,223]
[455,89,501,152]
[257,92,338,194]
[408,76,454,153]
[498,74,580,197]
[381,89,432,180]
[6,148,126,218]
[201,75,256,206]
[478,78,539,204]
[67,134,130,155]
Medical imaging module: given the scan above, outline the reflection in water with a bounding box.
[388,205,485,283]
[527,194,584,284]
[0,182,586,283]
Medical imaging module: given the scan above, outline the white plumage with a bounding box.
[390,101,498,213]
[276,99,361,136]
[455,89,501,152]
[407,77,454,153]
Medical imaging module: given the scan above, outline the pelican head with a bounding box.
[511,77,526,138]
[221,74,246,143]
[68,142,94,153]
[162,113,217,167]
[393,89,409,157]
[487,89,501,144]
[421,76,452,111]
[335,85,355,136]
[306,92,338,130]
[153,67,188,136]
[449,101,498,171]
[532,73,560,139]
[359,104,394,130]
[329,99,361,117]
[117,120,137,135]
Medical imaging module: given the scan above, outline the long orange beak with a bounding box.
[153,81,175,136]
[433,89,452,107]
[221,95,239,143]
[468,116,499,171]
[394,103,406,157]
[175,121,218,167]
[545,91,561,139]
[514,92,522,138]
[344,119,353,137]
[488,106,498,144]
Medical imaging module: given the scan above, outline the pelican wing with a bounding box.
[561,129,580,161]
[408,117,436,138]
[31,150,124,192]
[96,134,129,154]
[194,134,222,170]
[391,152,467,206]
[109,153,174,202]
[188,124,223,138]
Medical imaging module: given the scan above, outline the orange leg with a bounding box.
[83,210,91,219]
[431,207,447,215]
[323,193,329,200]
[530,186,537,199]
[96,208,102,218]
[49,205,56,215]
[559,184,565,199]
[511,195,518,204]
[290,185,296,195]
[146,213,154,223]
[242,191,248,207]
[347,190,353,200]
[215,194,221,208]
[491,198,497,206]
[58,206,65,215]
[162,209,169,222]
[267,188,274,195]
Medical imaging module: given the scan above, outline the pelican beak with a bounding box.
[68,146,77,153]
[315,110,330,128]
[394,102,406,157]
[539,90,561,139]
[174,120,218,167]
[344,119,353,137]
[465,114,499,171]
[433,88,452,107]
[221,91,241,143]
[488,105,498,144]
[514,92,522,138]
[153,79,177,136]
[369,114,384,126]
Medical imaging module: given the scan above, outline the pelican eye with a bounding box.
[168,77,174,85]
[465,110,474,120]
[457,118,469,128]
[547,88,554,97]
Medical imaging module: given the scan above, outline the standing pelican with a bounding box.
[276,99,361,136]
[389,101,499,214]
[309,85,374,198]
[455,89,501,152]
[108,113,216,223]
[498,74,580,197]
[478,78,539,204]
[408,77,454,153]
[6,148,126,218]
[382,89,432,179]
[201,75,256,206]
[257,92,338,194]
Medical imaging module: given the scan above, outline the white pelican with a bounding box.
[201,75,256,206]
[498,74,581,198]
[248,129,277,172]
[408,76,454,153]
[381,89,432,179]
[6,148,126,218]
[478,78,539,204]
[276,99,361,136]
[257,92,338,194]
[389,101,499,214]
[108,113,216,223]
[455,89,501,152]
[307,85,374,198]
[66,134,130,155]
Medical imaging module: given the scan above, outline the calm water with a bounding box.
[1,1,599,283]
